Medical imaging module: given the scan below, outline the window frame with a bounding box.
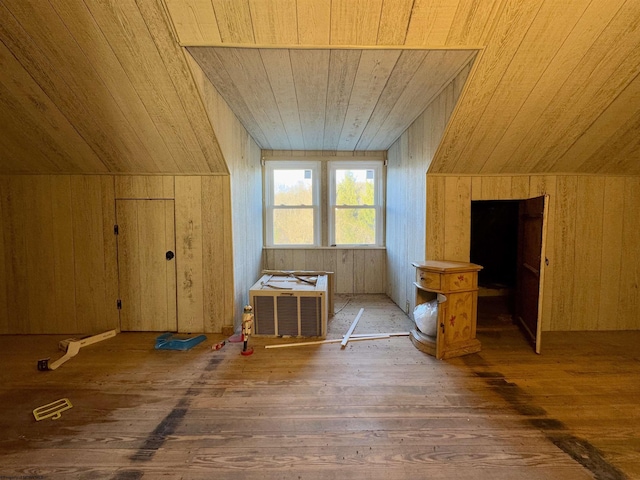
[328,160,384,247]
[263,160,321,247]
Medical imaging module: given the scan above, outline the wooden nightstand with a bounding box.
[410,260,483,359]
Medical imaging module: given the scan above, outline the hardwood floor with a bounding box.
[0,294,637,479]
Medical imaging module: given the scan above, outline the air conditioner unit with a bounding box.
[249,274,328,337]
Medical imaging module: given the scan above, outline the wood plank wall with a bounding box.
[0,51,268,336]
[427,174,640,332]
[261,150,387,295]
[386,53,640,332]
[188,54,263,329]
[0,175,117,334]
[0,175,234,334]
[386,63,471,315]
[263,248,386,295]
[172,176,233,333]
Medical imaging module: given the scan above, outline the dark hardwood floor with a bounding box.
[0,294,637,479]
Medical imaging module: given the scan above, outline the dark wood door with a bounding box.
[515,196,546,352]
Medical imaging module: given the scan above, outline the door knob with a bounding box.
[166,251,174,260]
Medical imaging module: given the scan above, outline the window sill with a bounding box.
[263,245,386,250]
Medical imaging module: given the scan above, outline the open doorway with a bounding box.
[471,200,519,332]
[471,197,547,353]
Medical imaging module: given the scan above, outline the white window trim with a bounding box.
[328,160,384,247]
[264,160,321,247]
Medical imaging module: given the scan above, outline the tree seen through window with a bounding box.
[334,170,376,245]
[272,169,315,244]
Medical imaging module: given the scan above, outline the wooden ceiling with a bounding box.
[1,0,640,175]
[188,47,476,151]
[0,0,227,174]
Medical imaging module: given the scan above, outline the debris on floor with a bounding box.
[264,307,410,349]
[154,333,207,351]
[37,329,117,371]
[341,308,364,348]
[240,305,254,356]
[33,398,73,421]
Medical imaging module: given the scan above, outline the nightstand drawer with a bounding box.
[417,271,441,290]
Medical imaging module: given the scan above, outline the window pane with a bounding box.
[335,208,376,244]
[273,208,314,244]
[335,169,374,206]
[273,169,313,205]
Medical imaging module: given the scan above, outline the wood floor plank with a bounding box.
[0,294,634,479]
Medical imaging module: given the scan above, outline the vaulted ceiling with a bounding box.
[188,47,476,151]
[1,0,639,175]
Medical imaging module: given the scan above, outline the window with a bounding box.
[264,161,320,246]
[329,161,383,246]
[264,159,384,247]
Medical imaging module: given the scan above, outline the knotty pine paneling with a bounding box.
[551,175,578,331]
[426,174,640,332]
[188,54,263,329]
[405,0,460,45]
[190,174,235,333]
[618,177,640,330]
[214,48,291,149]
[0,1,147,173]
[162,0,222,44]
[3,0,640,178]
[210,0,255,44]
[386,66,470,316]
[377,0,413,45]
[175,176,205,333]
[0,39,106,173]
[263,248,386,295]
[115,176,175,199]
[599,177,625,330]
[573,176,605,330]
[296,0,331,45]
[330,0,383,45]
[385,137,409,312]
[386,45,640,332]
[52,0,180,172]
[290,49,331,149]
[165,0,503,47]
[189,47,475,152]
[0,0,227,174]
[0,176,117,334]
[202,176,232,332]
[516,1,640,174]
[260,49,307,150]
[248,0,298,45]
[433,0,542,173]
[0,174,235,335]
[175,176,234,333]
[460,0,591,174]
